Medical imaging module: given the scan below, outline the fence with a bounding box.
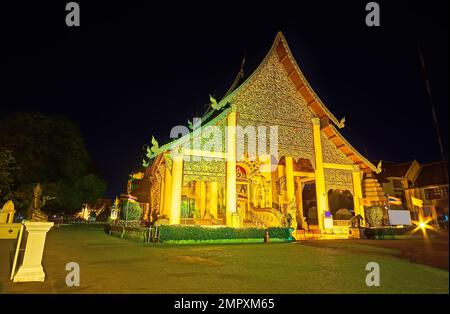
[64,220,109,225]
[106,224,160,243]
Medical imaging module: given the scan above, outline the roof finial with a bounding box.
[223,51,247,98]
[240,51,246,75]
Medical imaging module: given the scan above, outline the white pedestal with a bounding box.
[13,221,53,283]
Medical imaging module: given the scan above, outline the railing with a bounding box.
[64,220,109,225]
[179,218,225,226]
[249,213,267,228]
[251,208,282,227]
[146,226,160,243]
[108,224,160,243]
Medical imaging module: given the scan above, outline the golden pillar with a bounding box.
[285,156,295,203]
[226,111,238,227]
[285,156,297,231]
[194,181,201,218]
[162,167,172,218]
[312,118,326,232]
[277,164,285,206]
[352,165,365,221]
[169,154,183,225]
[209,182,218,219]
[158,175,165,218]
[295,177,305,228]
[200,181,207,218]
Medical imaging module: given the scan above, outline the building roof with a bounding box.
[219,32,345,129]
[220,32,379,173]
[414,161,449,188]
[374,160,416,183]
[149,32,380,173]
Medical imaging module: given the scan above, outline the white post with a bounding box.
[13,221,53,282]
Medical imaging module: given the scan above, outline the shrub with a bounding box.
[120,200,143,220]
[267,227,292,239]
[335,208,352,220]
[364,226,415,239]
[159,225,291,242]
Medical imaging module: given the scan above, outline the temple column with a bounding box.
[285,156,297,231]
[312,118,326,232]
[194,181,201,218]
[226,112,238,227]
[209,182,218,220]
[285,157,295,204]
[277,164,285,207]
[163,167,172,218]
[169,154,183,225]
[158,174,165,218]
[200,181,207,218]
[352,165,365,222]
[295,177,305,228]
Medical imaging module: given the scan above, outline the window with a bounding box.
[424,188,442,200]
[442,186,449,199]
[393,179,403,189]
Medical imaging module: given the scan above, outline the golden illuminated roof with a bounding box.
[219,31,379,173]
[151,32,380,173]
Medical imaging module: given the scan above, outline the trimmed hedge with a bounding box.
[159,225,291,242]
[364,226,415,239]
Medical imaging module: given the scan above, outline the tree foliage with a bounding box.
[0,113,106,215]
[0,149,18,199]
[120,200,143,220]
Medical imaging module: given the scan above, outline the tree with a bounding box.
[0,149,18,200]
[74,175,107,205]
[120,200,143,220]
[0,113,106,215]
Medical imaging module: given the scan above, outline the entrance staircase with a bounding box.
[243,208,282,228]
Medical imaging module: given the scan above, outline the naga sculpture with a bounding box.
[27,183,52,221]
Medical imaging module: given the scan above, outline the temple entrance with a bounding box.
[302,182,318,227]
[180,180,225,225]
[180,196,195,224]
[237,181,250,220]
[327,189,354,220]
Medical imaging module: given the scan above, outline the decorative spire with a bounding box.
[223,52,246,98]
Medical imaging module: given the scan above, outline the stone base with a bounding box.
[12,221,53,283]
[288,227,296,241]
[349,227,366,239]
[13,265,45,282]
[232,213,241,228]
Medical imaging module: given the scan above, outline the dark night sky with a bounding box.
[1,0,448,197]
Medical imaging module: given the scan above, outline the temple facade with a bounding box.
[140,32,384,233]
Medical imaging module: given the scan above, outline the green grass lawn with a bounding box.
[1,224,448,294]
